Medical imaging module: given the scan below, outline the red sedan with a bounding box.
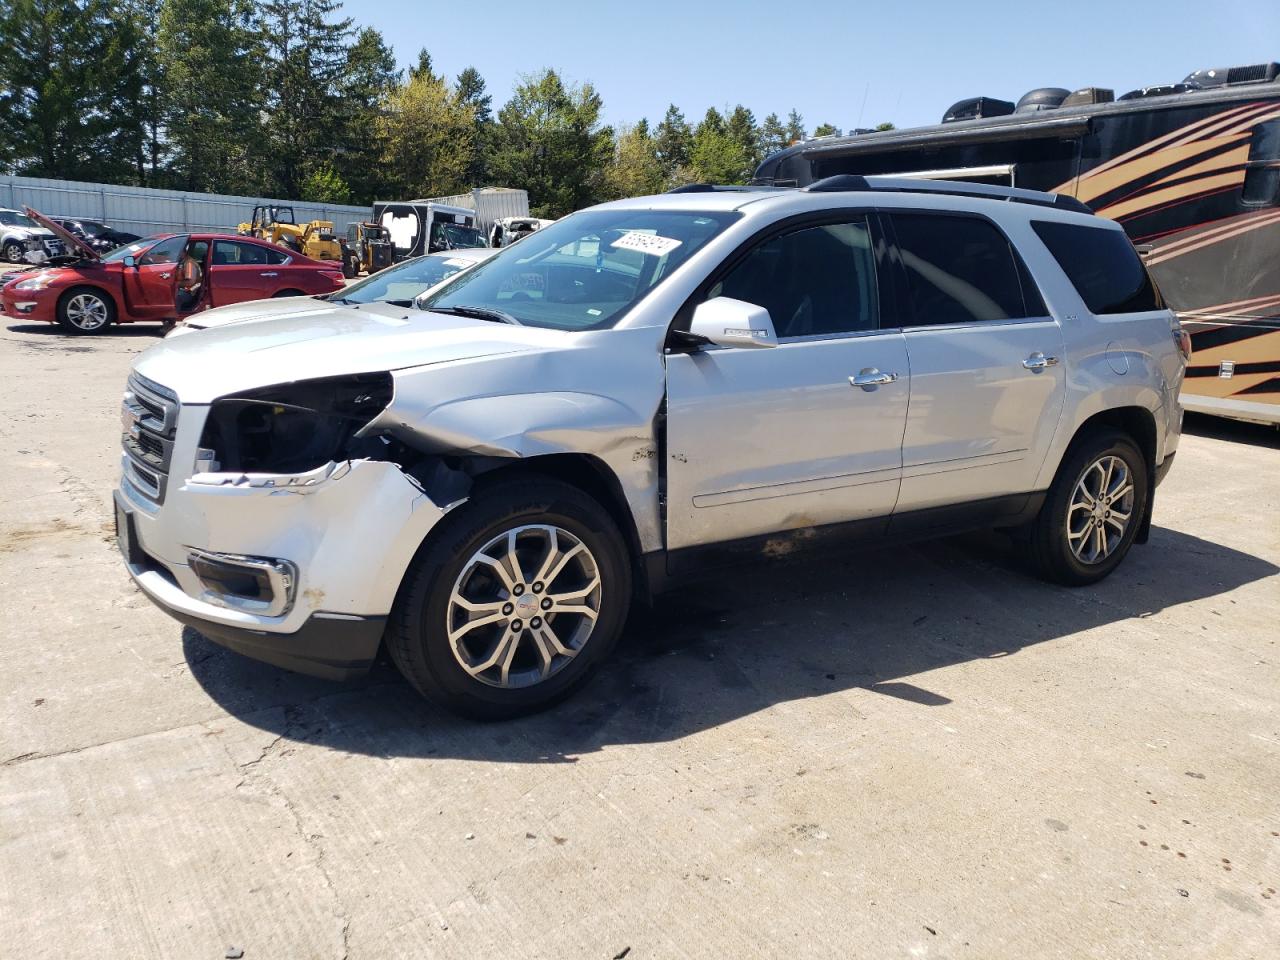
[0,219,345,334]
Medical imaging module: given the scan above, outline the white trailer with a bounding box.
[416,188,530,234]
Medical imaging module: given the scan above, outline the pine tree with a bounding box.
[784,109,806,144]
[456,66,493,186]
[653,104,691,182]
[758,112,788,159]
[813,122,841,137]
[690,107,750,184]
[157,0,264,193]
[0,0,149,181]
[256,0,354,197]
[489,70,614,218]
[332,26,399,202]
[725,104,760,179]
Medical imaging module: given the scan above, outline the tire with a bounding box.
[1022,428,1149,586]
[341,254,358,279]
[3,240,25,264]
[56,286,116,334]
[388,478,633,719]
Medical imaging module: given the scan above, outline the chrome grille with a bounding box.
[122,373,178,504]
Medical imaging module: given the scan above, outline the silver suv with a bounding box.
[115,178,1188,717]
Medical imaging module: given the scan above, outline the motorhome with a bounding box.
[753,62,1280,425]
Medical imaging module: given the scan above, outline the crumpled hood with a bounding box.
[133,300,568,403]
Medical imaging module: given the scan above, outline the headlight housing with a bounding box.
[13,274,52,291]
[199,373,394,474]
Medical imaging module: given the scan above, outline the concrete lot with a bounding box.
[1,320,1278,960]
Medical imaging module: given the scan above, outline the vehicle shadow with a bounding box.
[182,523,1278,762]
[5,322,164,338]
[1182,411,1279,449]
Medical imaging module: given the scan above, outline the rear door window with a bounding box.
[708,218,880,337]
[1031,220,1163,314]
[888,213,1045,326]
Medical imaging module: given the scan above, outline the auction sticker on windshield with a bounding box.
[611,232,682,257]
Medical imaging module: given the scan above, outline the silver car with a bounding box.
[115,178,1187,717]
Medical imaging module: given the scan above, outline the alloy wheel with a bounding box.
[446,524,603,689]
[3,243,23,263]
[1067,454,1135,564]
[65,294,110,331]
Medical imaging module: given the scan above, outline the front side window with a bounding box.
[708,219,880,337]
[890,213,1042,326]
[1032,220,1163,314]
[419,209,739,330]
[140,235,188,265]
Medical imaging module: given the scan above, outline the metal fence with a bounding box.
[0,175,369,237]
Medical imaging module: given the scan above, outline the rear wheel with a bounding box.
[1023,428,1148,586]
[57,287,115,334]
[389,478,632,719]
[342,253,358,279]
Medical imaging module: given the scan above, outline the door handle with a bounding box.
[260,271,279,277]
[158,272,171,280]
[1022,352,1060,372]
[849,368,899,391]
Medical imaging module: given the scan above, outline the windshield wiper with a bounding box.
[383,298,415,307]
[425,304,522,325]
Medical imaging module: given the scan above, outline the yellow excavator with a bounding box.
[237,205,343,262]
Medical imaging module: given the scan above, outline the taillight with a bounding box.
[1172,324,1192,361]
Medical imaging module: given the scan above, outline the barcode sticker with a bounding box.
[611,232,683,257]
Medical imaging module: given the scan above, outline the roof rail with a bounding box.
[664,183,784,194]
[804,174,1092,213]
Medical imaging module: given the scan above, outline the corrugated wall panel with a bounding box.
[0,175,368,237]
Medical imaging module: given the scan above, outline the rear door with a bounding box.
[884,211,1066,515]
[121,235,188,319]
[665,214,910,552]
[209,239,291,305]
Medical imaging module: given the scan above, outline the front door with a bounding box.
[665,216,910,552]
[884,211,1066,512]
[122,234,188,320]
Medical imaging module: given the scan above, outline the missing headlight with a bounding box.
[199,373,394,474]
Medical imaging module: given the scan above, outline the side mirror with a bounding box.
[686,296,778,349]
[123,255,137,268]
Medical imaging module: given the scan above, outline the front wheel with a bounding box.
[57,287,116,334]
[2,240,25,264]
[1022,429,1149,586]
[389,478,632,719]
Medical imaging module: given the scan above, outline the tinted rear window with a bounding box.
[1031,220,1163,314]
[890,213,1045,326]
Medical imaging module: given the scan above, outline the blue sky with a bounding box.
[358,0,1280,133]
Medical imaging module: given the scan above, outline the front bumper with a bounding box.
[117,398,448,680]
[0,288,57,322]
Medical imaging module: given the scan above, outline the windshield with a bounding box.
[441,223,486,249]
[419,209,739,330]
[102,238,158,262]
[0,211,39,228]
[339,252,487,304]
[77,221,108,237]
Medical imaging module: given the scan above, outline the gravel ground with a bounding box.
[1,319,1277,959]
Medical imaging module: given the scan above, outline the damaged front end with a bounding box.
[118,371,468,678]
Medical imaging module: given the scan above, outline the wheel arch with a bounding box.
[473,452,648,584]
[1047,404,1159,545]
